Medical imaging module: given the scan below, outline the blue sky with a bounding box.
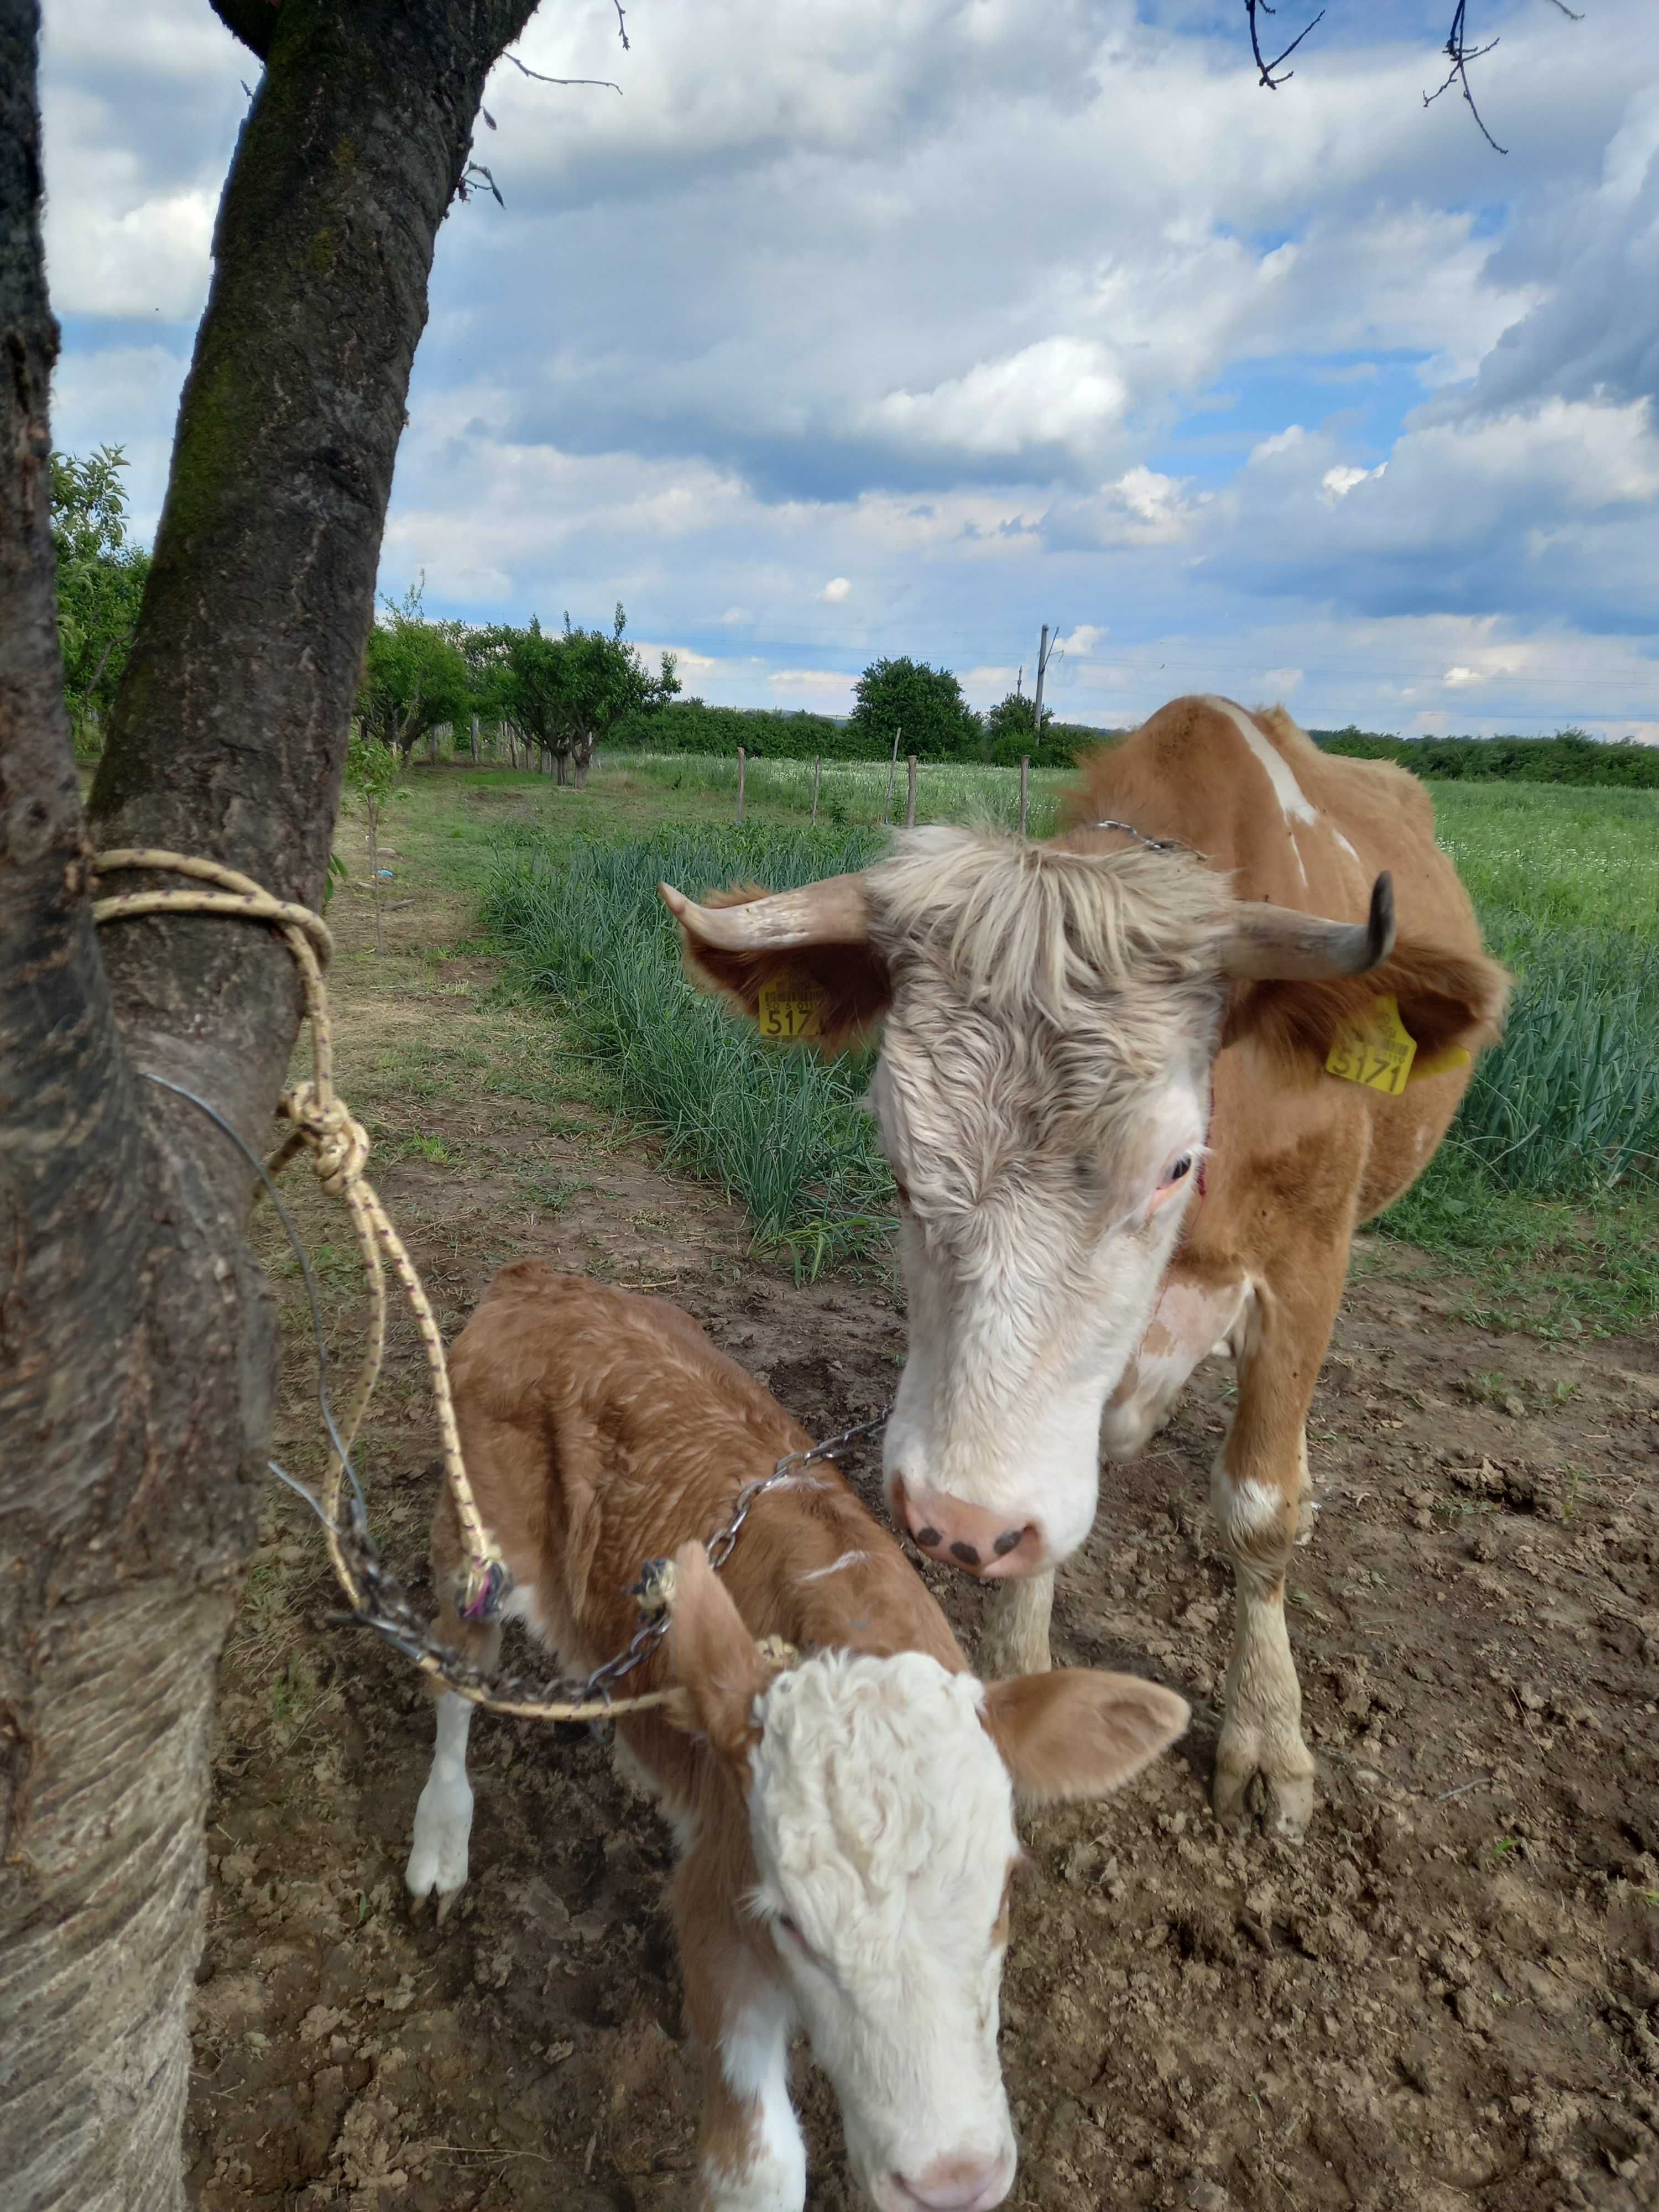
[40,0,1659,739]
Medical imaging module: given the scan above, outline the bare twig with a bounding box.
[612,0,631,51]
[501,49,622,95]
[1245,0,1326,90]
[1424,1,1507,154]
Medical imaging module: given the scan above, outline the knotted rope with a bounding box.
[90,847,677,1722]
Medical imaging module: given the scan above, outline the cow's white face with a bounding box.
[747,1652,1019,2212]
[871,1011,1215,1576]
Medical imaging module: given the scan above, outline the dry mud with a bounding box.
[188,906,1659,2212]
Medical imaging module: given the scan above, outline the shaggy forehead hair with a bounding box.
[867,826,1228,1034]
[863,828,1231,1150]
[750,1653,1010,1943]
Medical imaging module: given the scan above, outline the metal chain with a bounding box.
[1091,818,1195,855]
[585,1406,895,1697]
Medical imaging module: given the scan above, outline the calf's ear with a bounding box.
[1225,937,1511,1073]
[660,879,891,1053]
[980,1670,1190,1802]
[665,1541,769,1767]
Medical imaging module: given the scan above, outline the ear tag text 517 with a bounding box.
[757,969,826,1041]
[1325,995,1417,1097]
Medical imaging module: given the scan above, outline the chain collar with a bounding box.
[1091,818,1198,856]
[583,1405,895,1703]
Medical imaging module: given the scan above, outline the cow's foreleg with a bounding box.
[1208,1267,1338,1841]
[978,1570,1055,1679]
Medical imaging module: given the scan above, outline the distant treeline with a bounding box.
[1311,727,1659,790]
[608,697,1112,770]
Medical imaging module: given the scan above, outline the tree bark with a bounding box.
[0,4,534,2205]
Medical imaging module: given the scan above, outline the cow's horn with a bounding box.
[658,873,871,951]
[1219,872,1395,982]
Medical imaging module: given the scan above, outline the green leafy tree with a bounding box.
[980,688,1053,764]
[49,444,150,750]
[357,577,472,759]
[343,733,402,952]
[847,655,980,762]
[500,604,679,786]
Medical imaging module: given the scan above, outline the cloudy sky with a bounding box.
[40,0,1659,738]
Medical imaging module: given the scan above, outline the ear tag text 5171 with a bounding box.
[757,968,826,1041]
[1325,995,1417,1097]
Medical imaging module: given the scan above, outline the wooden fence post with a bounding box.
[1019,755,1030,838]
[469,714,479,764]
[811,755,821,824]
[905,754,917,829]
[884,724,901,823]
[736,746,746,823]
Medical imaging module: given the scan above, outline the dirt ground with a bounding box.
[186,826,1659,2212]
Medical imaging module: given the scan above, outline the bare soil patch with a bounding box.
[188,853,1659,2212]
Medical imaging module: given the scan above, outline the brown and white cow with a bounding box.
[661,696,1509,1840]
[406,1263,1188,2212]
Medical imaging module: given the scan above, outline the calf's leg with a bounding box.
[405,1593,500,1919]
[1209,1259,1342,1842]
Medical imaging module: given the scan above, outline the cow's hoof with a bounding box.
[1213,1728,1314,1842]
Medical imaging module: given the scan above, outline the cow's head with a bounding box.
[661,828,1502,1578]
[667,1542,1189,2211]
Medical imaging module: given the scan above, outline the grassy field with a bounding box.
[359,758,1658,1336]
[608,747,1076,838]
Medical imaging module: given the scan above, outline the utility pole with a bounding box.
[1031,623,1057,737]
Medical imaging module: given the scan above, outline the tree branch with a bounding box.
[1244,0,1326,90]
[499,49,620,95]
[207,0,278,62]
[1423,0,1506,154]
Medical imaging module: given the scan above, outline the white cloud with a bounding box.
[1321,463,1387,500]
[821,576,852,602]
[1262,667,1305,695]
[865,339,1127,459]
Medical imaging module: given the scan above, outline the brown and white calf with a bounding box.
[661,696,1510,1841]
[405,1262,1188,2212]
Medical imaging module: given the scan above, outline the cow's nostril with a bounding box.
[993,1528,1023,1557]
[915,1525,942,1549]
[950,1540,981,1566]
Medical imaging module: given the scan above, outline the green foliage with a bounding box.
[608,698,865,760]
[500,605,679,784]
[483,825,893,1276]
[345,732,401,812]
[978,688,1051,765]
[358,578,472,757]
[50,445,151,750]
[847,655,981,762]
[1313,724,1659,790]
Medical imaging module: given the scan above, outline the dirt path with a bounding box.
[187,833,1659,2212]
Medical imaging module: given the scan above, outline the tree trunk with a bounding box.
[0,5,534,2206]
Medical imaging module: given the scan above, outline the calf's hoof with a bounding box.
[1212,1726,1315,1842]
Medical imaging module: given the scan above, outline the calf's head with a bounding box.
[669,1544,1190,2210]
[664,828,1503,1578]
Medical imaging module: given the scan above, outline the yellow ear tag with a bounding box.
[1325,995,1417,1097]
[757,969,826,1042]
[1406,1044,1473,1085]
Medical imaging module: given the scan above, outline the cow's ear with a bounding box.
[665,1542,769,1768]
[661,880,891,1053]
[1224,938,1511,1072]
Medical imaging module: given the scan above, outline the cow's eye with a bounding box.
[1164,1154,1193,1185]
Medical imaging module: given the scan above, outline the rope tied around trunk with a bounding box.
[88,846,676,1721]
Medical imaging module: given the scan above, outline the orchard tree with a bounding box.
[0,3,543,2204]
[358,578,473,759]
[848,654,980,763]
[500,604,679,785]
[49,444,151,749]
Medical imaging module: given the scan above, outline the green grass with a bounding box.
[483,823,896,1277]
[609,748,1075,838]
[460,758,1658,1333]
